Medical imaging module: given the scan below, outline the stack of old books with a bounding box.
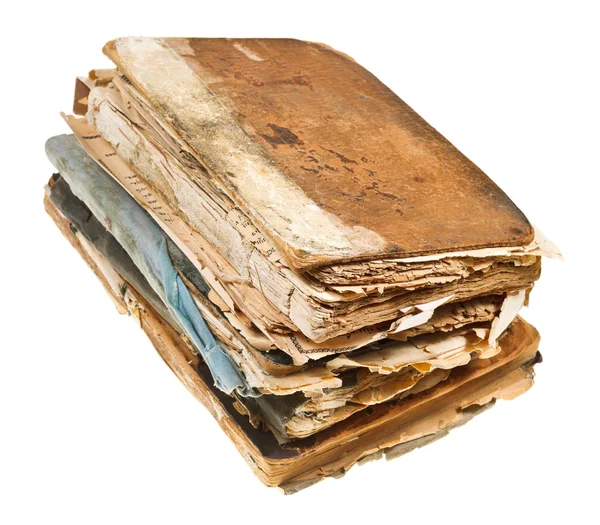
[44,37,559,492]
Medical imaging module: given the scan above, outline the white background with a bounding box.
[1,1,598,523]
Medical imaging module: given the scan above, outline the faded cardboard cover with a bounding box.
[103,37,533,271]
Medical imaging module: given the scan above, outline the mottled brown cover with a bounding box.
[104,37,533,271]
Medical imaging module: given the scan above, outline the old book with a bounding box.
[45,37,558,490]
[44,188,541,491]
[67,38,560,349]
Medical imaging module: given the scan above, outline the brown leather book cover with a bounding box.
[103,37,533,271]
